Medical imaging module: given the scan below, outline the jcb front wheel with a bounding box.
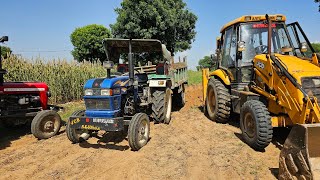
[240,100,273,151]
[205,78,231,123]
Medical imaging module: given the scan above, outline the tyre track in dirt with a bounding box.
[0,85,282,179]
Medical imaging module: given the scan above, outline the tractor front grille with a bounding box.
[84,98,111,110]
[302,77,320,104]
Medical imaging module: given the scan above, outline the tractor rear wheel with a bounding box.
[31,110,62,139]
[240,100,273,151]
[205,78,231,123]
[66,110,88,143]
[128,113,150,151]
[152,88,172,124]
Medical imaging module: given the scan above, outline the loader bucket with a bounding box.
[279,124,320,180]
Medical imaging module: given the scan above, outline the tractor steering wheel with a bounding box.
[254,45,268,54]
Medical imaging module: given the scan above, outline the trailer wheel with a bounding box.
[205,78,231,123]
[152,88,172,124]
[240,100,273,151]
[66,110,88,143]
[128,113,150,151]
[173,85,186,108]
[31,110,62,139]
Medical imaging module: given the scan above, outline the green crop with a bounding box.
[3,55,105,104]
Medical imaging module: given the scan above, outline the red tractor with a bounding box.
[0,36,62,139]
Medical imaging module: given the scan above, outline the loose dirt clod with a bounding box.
[0,85,281,179]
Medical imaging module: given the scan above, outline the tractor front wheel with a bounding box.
[31,110,62,139]
[240,100,273,151]
[66,110,89,143]
[128,113,150,151]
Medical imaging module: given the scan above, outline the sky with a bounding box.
[1,0,319,70]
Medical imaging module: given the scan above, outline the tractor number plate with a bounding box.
[92,118,114,124]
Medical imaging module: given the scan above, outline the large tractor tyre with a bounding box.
[205,78,231,123]
[66,110,88,143]
[128,113,150,151]
[31,110,62,139]
[240,100,273,151]
[152,88,172,124]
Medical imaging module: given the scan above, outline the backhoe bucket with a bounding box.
[279,124,320,180]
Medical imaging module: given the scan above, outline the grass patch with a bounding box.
[58,101,85,122]
[187,70,202,85]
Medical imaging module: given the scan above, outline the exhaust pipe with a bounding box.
[279,124,320,179]
[80,133,90,140]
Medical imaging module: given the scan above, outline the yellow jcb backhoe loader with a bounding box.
[202,14,320,179]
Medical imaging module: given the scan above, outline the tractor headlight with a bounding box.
[85,89,93,96]
[101,89,112,96]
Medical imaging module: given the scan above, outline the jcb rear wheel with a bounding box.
[240,100,273,151]
[205,78,231,123]
[66,110,88,143]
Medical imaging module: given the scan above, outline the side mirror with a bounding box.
[300,42,308,53]
[238,41,246,52]
[0,36,8,43]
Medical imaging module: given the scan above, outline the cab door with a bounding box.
[220,25,238,82]
[286,22,315,58]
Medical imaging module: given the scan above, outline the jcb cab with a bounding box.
[203,14,320,179]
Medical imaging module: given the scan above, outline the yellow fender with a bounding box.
[202,69,230,102]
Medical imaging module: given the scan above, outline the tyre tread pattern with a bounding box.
[207,78,231,123]
[241,100,273,150]
[152,90,166,123]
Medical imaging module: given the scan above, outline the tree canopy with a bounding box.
[111,0,197,55]
[316,0,320,12]
[312,43,320,52]
[70,24,111,63]
[1,46,12,59]
[198,55,217,71]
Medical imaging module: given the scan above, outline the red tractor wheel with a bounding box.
[31,110,62,139]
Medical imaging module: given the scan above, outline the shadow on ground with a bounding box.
[269,167,279,179]
[0,123,31,150]
[79,131,131,151]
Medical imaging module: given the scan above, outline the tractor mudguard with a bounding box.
[279,124,320,179]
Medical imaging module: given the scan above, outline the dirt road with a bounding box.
[0,85,284,179]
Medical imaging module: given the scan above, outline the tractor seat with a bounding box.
[136,73,148,83]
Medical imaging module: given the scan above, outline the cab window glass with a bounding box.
[221,27,236,68]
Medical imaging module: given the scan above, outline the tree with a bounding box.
[0,46,12,59]
[70,24,111,63]
[111,0,197,55]
[311,43,320,52]
[198,55,217,70]
[316,0,320,12]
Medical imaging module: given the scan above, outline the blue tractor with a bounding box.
[66,39,177,151]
